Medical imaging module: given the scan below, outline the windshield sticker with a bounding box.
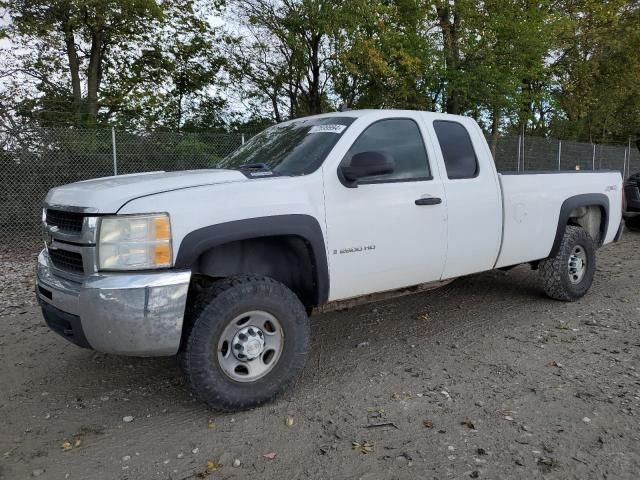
[309,124,347,134]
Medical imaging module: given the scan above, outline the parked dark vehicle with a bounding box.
[624,171,640,231]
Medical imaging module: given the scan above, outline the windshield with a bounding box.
[217,116,355,176]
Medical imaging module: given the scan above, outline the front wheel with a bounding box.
[539,225,596,301]
[181,275,310,411]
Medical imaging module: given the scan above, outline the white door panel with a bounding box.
[323,114,448,301]
[324,180,447,300]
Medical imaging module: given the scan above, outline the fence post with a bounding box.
[592,144,596,170]
[623,147,628,179]
[557,140,562,171]
[241,134,245,146]
[628,137,633,178]
[517,135,521,172]
[111,127,118,176]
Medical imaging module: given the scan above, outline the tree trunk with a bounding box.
[61,17,82,121]
[437,1,462,115]
[271,95,282,123]
[490,108,500,159]
[86,31,104,125]
[308,34,322,114]
[177,91,183,130]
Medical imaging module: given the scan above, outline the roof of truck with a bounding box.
[281,109,471,123]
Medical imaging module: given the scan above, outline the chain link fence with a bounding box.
[0,126,254,253]
[488,134,640,175]
[1,125,638,254]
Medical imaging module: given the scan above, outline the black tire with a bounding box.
[626,215,640,232]
[180,275,310,411]
[539,225,596,301]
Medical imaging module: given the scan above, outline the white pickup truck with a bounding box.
[36,110,624,410]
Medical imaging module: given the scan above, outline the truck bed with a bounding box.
[495,170,623,268]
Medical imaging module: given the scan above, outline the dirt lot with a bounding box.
[1,234,639,480]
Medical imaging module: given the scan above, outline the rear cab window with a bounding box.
[433,121,479,179]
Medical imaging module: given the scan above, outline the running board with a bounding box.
[314,279,456,314]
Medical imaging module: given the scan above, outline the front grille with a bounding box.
[49,249,84,273]
[46,209,85,233]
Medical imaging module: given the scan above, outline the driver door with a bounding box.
[323,115,448,301]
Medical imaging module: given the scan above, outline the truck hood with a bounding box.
[45,169,248,213]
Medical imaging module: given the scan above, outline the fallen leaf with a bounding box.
[392,392,412,401]
[62,442,72,451]
[207,420,215,429]
[537,456,557,468]
[366,407,385,418]
[285,416,294,427]
[206,460,220,472]
[423,420,434,428]
[352,441,374,454]
[73,437,82,448]
[418,312,430,321]
[263,452,277,460]
[461,420,476,430]
[3,446,18,458]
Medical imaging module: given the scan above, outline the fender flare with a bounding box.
[549,193,609,257]
[174,214,329,304]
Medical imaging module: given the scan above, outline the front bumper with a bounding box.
[36,249,191,356]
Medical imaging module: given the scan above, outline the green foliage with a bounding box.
[0,0,227,130]
[550,0,640,142]
[0,0,638,140]
[331,0,441,110]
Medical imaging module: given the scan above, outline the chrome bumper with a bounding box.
[36,249,191,356]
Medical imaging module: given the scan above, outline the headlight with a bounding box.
[98,214,172,270]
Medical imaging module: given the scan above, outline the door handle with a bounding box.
[415,197,442,206]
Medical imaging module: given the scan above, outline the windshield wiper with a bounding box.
[236,162,283,178]
[238,163,272,171]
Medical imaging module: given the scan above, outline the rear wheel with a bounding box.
[540,226,596,301]
[181,275,310,411]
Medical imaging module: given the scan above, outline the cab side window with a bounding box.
[433,121,479,179]
[341,119,431,183]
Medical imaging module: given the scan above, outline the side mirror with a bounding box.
[340,151,395,184]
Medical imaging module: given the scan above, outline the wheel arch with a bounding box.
[174,215,329,306]
[549,194,609,257]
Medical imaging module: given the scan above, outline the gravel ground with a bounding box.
[1,234,639,480]
[0,250,38,318]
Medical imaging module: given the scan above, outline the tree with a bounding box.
[226,0,350,121]
[0,0,226,128]
[550,0,640,142]
[461,1,556,150]
[331,0,442,111]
